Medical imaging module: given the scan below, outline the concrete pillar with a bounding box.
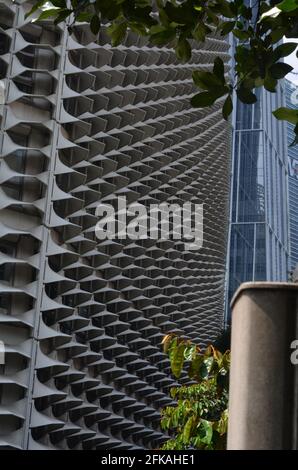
[227,282,298,450]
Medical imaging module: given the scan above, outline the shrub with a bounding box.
[160,335,230,450]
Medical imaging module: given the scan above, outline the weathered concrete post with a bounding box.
[227,282,298,450]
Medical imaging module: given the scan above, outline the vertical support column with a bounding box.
[227,282,298,450]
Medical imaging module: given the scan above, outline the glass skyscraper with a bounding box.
[225,85,289,321]
[285,79,298,273]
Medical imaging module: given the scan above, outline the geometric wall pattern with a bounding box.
[0,0,230,449]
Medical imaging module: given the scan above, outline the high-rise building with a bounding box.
[225,85,289,321]
[285,79,298,273]
[0,0,231,450]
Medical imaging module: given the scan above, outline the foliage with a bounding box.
[27,0,298,144]
[160,334,230,450]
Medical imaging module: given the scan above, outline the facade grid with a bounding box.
[0,0,231,450]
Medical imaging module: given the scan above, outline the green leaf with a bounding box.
[176,38,191,62]
[290,123,298,147]
[90,15,101,35]
[214,409,229,435]
[184,343,196,360]
[171,341,185,378]
[259,2,272,15]
[273,42,297,61]
[158,7,170,26]
[270,27,287,44]
[150,28,176,46]
[192,70,223,90]
[122,3,153,25]
[96,0,121,20]
[264,75,277,92]
[160,416,171,431]
[77,12,93,23]
[269,62,293,79]
[191,92,217,107]
[25,0,46,18]
[198,419,213,445]
[164,1,194,24]
[237,87,257,104]
[277,0,298,12]
[107,22,127,46]
[169,337,178,363]
[200,356,214,379]
[220,21,236,36]
[213,57,225,84]
[36,8,60,20]
[188,353,205,379]
[222,95,233,120]
[51,0,66,7]
[54,9,72,24]
[192,22,209,42]
[130,23,148,36]
[215,0,235,18]
[273,107,298,124]
[135,0,151,7]
[233,29,250,40]
[240,4,252,19]
[221,350,231,371]
[254,77,264,87]
[183,417,195,445]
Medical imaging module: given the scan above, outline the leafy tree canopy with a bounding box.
[160,334,230,449]
[27,0,298,144]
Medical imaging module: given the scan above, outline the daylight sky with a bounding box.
[284,38,298,85]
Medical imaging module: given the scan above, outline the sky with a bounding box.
[284,38,298,85]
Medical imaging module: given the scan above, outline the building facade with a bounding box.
[225,85,289,321]
[0,0,231,450]
[285,79,298,273]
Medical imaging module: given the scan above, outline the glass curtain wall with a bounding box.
[226,81,289,321]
